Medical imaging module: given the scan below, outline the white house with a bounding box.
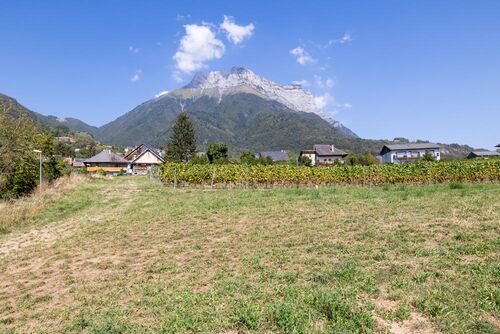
[380,143,441,163]
[299,144,348,165]
[124,144,164,174]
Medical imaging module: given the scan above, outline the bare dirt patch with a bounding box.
[0,214,103,256]
[376,312,438,334]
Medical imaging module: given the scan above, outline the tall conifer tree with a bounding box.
[165,112,196,162]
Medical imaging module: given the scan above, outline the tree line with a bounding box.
[0,109,64,198]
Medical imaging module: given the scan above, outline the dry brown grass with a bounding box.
[0,174,88,234]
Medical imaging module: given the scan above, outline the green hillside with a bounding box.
[38,115,98,136]
[0,94,104,158]
[0,93,97,135]
[95,92,475,157]
[97,92,378,154]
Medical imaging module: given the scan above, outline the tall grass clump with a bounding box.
[0,174,87,234]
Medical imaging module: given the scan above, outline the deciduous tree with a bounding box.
[207,143,228,164]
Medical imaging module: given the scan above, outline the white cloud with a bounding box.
[325,32,352,47]
[314,75,335,89]
[130,69,142,82]
[172,71,184,83]
[314,92,333,110]
[289,46,315,65]
[338,32,352,44]
[292,79,310,87]
[173,24,225,73]
[307,32,353,50]
[176,14,191,21]
[155,90,169,98]
[129,46,140,54]
[220,15,255,45]
[314,94,352,118]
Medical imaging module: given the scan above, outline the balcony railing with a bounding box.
[395,154,421,159]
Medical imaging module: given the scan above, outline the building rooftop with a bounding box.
[313,144,348,156]
[124,144,165,163]
[380,143,441,155]
[124,144,163,161]
[382,143,440,151]
[84,150,129,164]
[469,150,500,157]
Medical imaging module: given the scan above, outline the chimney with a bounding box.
[331,144,335,152]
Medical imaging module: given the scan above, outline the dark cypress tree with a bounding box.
[165,112,196,162]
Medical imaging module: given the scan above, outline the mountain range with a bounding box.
[0,93,98,134]
[96,67,361,151]
[1,68,476,157]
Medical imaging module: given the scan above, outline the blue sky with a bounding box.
[1,1,499,148]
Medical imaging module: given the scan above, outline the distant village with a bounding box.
[65,140,500,176]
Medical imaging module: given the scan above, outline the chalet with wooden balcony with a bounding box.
[84,150,129,174]
[124,144,164,175]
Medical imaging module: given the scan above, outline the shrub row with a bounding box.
[158,159,500,187]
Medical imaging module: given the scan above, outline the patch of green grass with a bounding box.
[0,177,498,333]
[0,178,112,236]
[36,180,114,225]
[231,301,261,330]
[17,294,53,310]
[390,303,411,322]
[449,182,464,189]
[310,289,376,332]
[469,319,499,334]
[0,317,15,325]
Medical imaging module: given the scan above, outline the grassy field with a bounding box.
[0,177,498,333]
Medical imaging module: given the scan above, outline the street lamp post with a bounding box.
[33,149,42,192]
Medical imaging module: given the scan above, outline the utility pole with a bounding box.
[33,149,42,192]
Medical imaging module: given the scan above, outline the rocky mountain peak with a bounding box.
[182,67,329,121]
[229,66,250,75]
